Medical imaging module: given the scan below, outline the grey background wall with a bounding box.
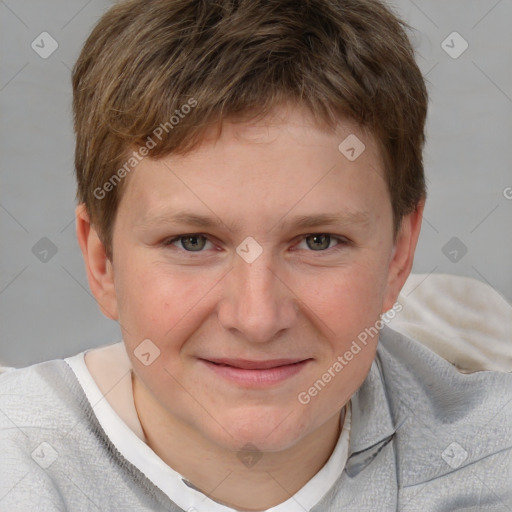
[1,0,511,367]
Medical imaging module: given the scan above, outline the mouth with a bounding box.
[198,357,312,387]
[203,358,308,370]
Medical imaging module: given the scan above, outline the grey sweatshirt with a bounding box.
[1,326,511,511]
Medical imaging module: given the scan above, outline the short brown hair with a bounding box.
[72,0,428,261]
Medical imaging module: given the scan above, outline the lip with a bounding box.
[199,358,312,387]
[203,358,307,370]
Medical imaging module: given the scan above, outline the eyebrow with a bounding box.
[136,209,371,232]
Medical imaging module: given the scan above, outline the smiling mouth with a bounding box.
[199,358,312,387]
[201,358,310,370]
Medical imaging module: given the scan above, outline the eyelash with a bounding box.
[162,233,349,255]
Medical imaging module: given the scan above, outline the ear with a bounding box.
[382,199,425,313]
[75,204,119,321]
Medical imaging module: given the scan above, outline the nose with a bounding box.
[217,250,299,344]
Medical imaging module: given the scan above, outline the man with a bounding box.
[1,0,510,510]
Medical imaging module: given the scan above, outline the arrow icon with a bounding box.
[134,339,161,365]
[338,134,365,161]
[31,32,59,59]
[31,442,58,468]
[237,443,262,468]
[442,236,467,262]
[442,441,467,469]
[236,237,263,263]
[441,32,468,59]
[32,237,58,262]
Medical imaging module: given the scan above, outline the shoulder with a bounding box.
[0,358,93,453]
[0,359,93,509]
[377,326,512,503]
[0,358,173,511]
[377,325,512,410]
[0,358,89,421]
[0,359,132,509]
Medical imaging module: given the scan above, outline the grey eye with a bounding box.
[179,235,207,251]
[305,234,333,251]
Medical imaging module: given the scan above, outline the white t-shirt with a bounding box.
[65,341,351,512]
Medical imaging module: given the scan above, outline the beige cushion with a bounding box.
[388,273,512,373]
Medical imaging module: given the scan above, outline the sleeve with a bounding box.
[0,436,66,512]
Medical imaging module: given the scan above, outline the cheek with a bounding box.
[117,266,172,334]
[293,266,384,421]
[115,258,221,352]
[295,258,389,339]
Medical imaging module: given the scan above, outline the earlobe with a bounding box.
[382,200,425,313]
[75,204,119,321]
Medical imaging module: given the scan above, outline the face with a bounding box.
[81,104,420,453]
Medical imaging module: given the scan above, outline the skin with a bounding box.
[76,103,424,510]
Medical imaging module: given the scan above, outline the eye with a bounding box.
[296,234,348,252]
[164,234,214,252]
[163,233,349,255]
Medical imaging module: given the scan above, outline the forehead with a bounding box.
[180,104,382,169]
[118,105,389,230]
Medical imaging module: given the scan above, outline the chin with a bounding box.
[205,405,310,453]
